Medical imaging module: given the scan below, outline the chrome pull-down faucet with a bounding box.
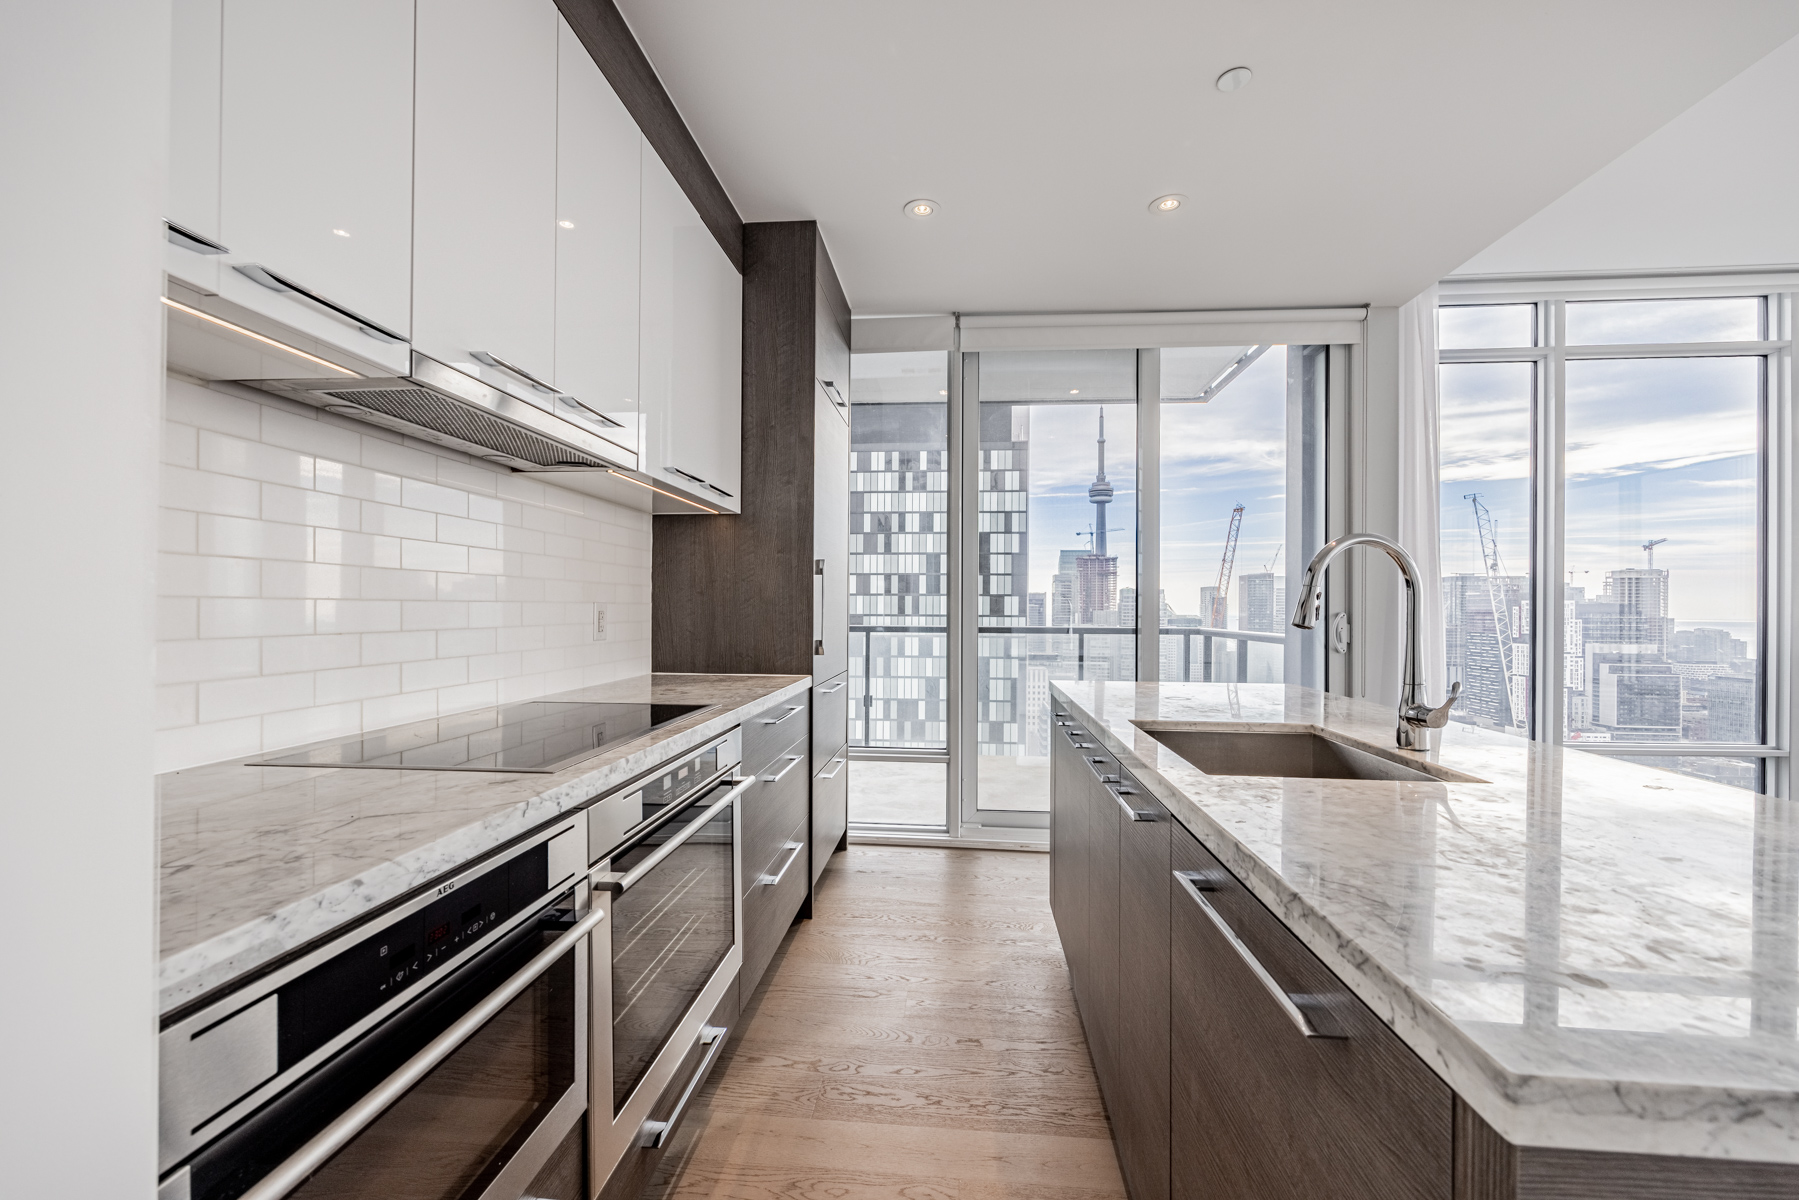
[1290,533,1462,751]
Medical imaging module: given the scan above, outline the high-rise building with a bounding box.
[1442,572,1527,728]
[1027,592,1046,626]
[1238,572,1285,633]
[1076,554,1118,623]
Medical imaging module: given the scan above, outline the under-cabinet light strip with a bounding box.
[605,469,720,515]
[160,296,360,377]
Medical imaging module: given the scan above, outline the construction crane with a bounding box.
[1465,494,1525,730]
[1210,505,1245,628]
[1642,538,1667,569]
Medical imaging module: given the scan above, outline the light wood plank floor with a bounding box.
[645,845,1127,1200]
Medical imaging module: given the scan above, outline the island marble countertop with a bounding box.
[158,672,808,1015]
[1052,679,1799,1164]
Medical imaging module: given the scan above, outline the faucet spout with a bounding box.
[1290,533,1459,751]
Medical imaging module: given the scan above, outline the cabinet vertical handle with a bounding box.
[1173,871,1343,1039]
[814,559,825,656]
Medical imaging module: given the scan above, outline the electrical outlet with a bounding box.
[593,605,608,642]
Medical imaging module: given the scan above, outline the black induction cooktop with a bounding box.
[248,700,713,773]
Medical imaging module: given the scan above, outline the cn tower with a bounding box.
[1088,410,1113,556]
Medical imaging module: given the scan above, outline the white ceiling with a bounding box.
[617,1,1799,315]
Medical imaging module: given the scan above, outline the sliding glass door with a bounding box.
[847,340,1326,836]
[965,350,1139,823]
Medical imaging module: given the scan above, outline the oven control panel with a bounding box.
[275,842,548,1070]
[588,729,741,864]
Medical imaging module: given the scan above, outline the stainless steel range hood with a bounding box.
[248,351,638,473]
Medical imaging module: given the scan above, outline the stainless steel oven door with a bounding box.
[164,888,598,1200]
[588,774,748,1180]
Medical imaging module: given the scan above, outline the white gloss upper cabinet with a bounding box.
[413,0,559,399]
[554,16,640,458]
[639,142,742,511]
[212,0,415,366]
[168,0,223,247]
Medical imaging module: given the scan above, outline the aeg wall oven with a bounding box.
[157,815,594,1200]
[586,730,748,1180]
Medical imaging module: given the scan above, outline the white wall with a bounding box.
[157,375,652,771]
[1458,34,1799,276]
[0,3,168,1196]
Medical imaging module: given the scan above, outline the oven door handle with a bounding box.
[592,776,750,896]
[234,903,606,1200]
[638,1023,730,1149]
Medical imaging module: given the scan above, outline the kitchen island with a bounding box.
[1051,680,1799,1199]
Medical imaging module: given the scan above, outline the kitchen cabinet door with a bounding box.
[554,16,640,461]
[414,0,558,399]
[813,381,850,680]
[1050,718,1090,1004]
[639,143,742,512]
[809,748,848,887]
[1113,781,1171,1200]
[1081,749,1122,1090]
[210,0,414,371]
[1169,829,1452,1200]
[168,0,223,248]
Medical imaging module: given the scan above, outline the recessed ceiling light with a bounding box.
[1070,389,1080,395]
[939,389,948,395]
[1150,194,1187,213]
[904,199,938,219]
[558,219,575,228]
[1216,66,1252,92]
[332,228,350,237]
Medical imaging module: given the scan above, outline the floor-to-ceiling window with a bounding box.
[1159,346,1290,683]
[846,350,949,826]
[1438,288,1791,793]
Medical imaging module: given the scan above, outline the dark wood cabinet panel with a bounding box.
[1050,719,1090,1008]
[742,694,809,778]
[741,757,809,899]
[1084,754,1122,1089]
[1113,781,1171,1200]
[811,672,849,772]
[741,812,809,999]
[1169,830,1452,1200]
[809,754,848,887]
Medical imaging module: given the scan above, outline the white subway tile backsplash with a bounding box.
[402,657,467,693]
[198,514,313,562]
[315,599,403,634]
[316,663,401,705]
[156,374,651,770]
[161,463,261,518]
[361,630,437,664]
[200,598,314,639]
[399,539,468,573]
[197,672,314,722]
[198,430,314,488]
[261,633,361,676]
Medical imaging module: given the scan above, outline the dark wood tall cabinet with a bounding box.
[653,220,851,942]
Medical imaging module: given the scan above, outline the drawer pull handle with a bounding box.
[234,263,408,344]
[817,757,847,780]
[760,705,803,726]
[817,681,847,694]
[638,1024,729,1148]
[759,840,806,887]
[1174,870,1343,1039]
[762,754,804,783]
[1109,784,1154,821]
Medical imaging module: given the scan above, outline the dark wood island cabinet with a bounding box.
[1049,694,1799,1200]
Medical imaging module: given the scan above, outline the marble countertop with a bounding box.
[158,672,808,1015]
[1052,680,1799,1164]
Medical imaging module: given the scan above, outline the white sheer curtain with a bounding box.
[1395,286,1446,702]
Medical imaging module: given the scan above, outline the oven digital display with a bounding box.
[275,841,550,1071]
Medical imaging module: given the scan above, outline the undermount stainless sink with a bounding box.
[1139,726,1485,784]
